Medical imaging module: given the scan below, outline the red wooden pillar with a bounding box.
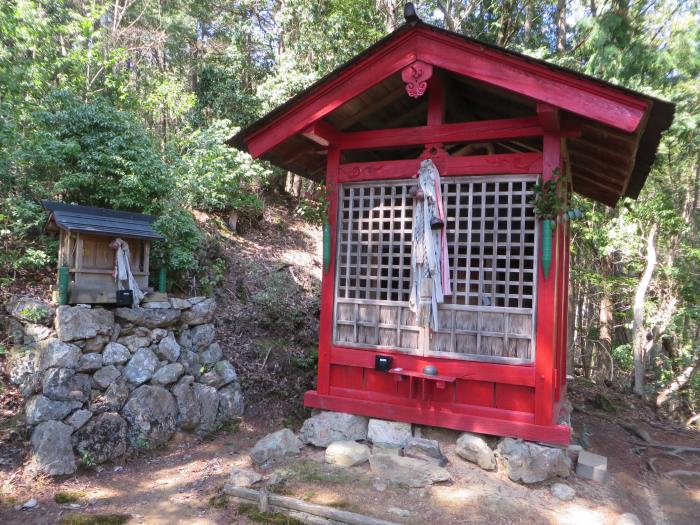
[534,132,562,425]
[317,147,341,395]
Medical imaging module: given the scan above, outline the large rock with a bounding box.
[190,323,216,351]
[90,379,129,413]
[226,468,262,489]
[122,385,177,448]
[66,409,92,430]
[6,347,38,385]
[1,314,26,345]
[299,411,369,447]
[155,332,181,362]
[455,432,497,471]
[180,298,215,326]
[151,363,184,386]
[367,419,412,446]
[177,329,193,351]
[403,437,447,466]
[102,342,131,365]
[73,412,127,464]
[177,350,202,378]
[250,429,304,467]
[200,343,223,365]
[30,420,76,475]
[55,305,114,342]
[83,334,109,353]
[199,360,237,389]
[124,347,159,385]
[23,323,54,343]
[42,367,91,402]
[114,307,181,329]
[193,383,219,433]
[92,365,121,389]
[169,298,192,310]
[25,395,82,425]
[37,338,81,371]
[7,296,55,326]
[78,352,103,372]
[172,375,200,430]
[497,438,571,484]
[369,454,451,487]
[325,441,370,467]
[217,383,245,424]
[117,334,152,352]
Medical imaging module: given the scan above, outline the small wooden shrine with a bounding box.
[42,201,163,305]
[228,8,674,444]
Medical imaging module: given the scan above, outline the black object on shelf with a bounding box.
[375,355,392,372]
[116,289,133,307]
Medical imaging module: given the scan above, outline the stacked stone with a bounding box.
[2,295,244,476]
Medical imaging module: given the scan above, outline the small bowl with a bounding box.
[423,365,438,376]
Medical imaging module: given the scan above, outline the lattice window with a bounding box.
[333,175,537,363]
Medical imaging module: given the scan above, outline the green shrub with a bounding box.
[151,208,202,275]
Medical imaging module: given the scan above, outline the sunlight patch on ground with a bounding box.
[554,503,610,525]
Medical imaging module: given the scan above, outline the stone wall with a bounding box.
[2,295,244,476]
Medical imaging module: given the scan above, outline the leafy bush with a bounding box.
[151,208,202,275]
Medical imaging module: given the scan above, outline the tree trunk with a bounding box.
[632,225,658,396]
[656,352,700,407]
[524,1,534,45]
[598,256,614,378]
[555,0,567,53]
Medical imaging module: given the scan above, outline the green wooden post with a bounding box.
[58,266,70,305]
[322,221,331,273]
[158,266,167,293]
[541,219,553,279]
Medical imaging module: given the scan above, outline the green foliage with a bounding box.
[54,491,86,504]
[237,503,306,525]
[530,168,569,220]
[251,270,309,334]
[78,449,96,469]
[19,306,50,324]
[151,208,202,275]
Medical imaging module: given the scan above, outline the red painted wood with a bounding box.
[389,368,457,382]
[305,390,571,444]
[301,120,342,147]
[364,369,399,395]
[326,387,534,423]
[455,380,495,407]
[401,60,433,98]
[337,152,542,183]
[338,117,543,151]
[496,384,535,413]
[536,102,560,132]
[243,27,648,159]
[329,346,536,387]
[413,29,646,133]
[427,71,444,126]
[329,365,363,390]
[562,220,571,396]
[317,148,340,395]
[534,133,561,425]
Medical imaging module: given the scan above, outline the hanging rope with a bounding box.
[110,238,144,307]
[409,159,451,329]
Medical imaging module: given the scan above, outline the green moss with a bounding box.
[57,514,130,525]
[238,503,306,525]
[279,459,360,485]
[54,491,86,503]
[208,493,229,508]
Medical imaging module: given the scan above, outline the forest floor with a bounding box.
[1,204,699,525]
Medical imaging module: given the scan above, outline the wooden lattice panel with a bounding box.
[333,175,537,363]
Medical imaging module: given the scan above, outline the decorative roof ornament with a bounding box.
[404,3,421,24]
[401,60,433,98]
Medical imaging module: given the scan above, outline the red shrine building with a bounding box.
[229,12,674,444]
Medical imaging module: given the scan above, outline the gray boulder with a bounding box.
[497,438,571,484]
[30,420,76,475]
[551,483,576,501]
[403,437,447,466]
[325,441,370,467]
[455,432,497,471]
[102,342,130,365]
[200,360,237,389]
[122,385,178,448]
[226,468,262,489]
[369,454,451,487]
[73,412,127,464]
[190,323,216,351]
[19,372,43,397]
[25,395,82,425]
[250,428,304,467]
[172,375,200,430]
[151,362,184,386]
[124,347,158,385]
[7,296,55,326]
[92,365,121,389]
[83,334,109,353]
[200,343,223,365]
[117,334,152,352]
[6,347,37,385]
[299,411,369,447]
[114,307,180,329]
[37,338,81,371]
[142,301,171,309]
[217,383,245,424]
[193,383,219,432]
[23,323,54,343]
[177,350,202,378]
[55,305,113,341]
[367,419,412,446]
[42,367,91,402]
[169,298,192,310]
[177,329,193,351]
[78,352,103,372]
[1,314,26,345]
[155,332,181,362]
[90,379,129,413]
[180,298,215,326]
[66,409,93,430]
